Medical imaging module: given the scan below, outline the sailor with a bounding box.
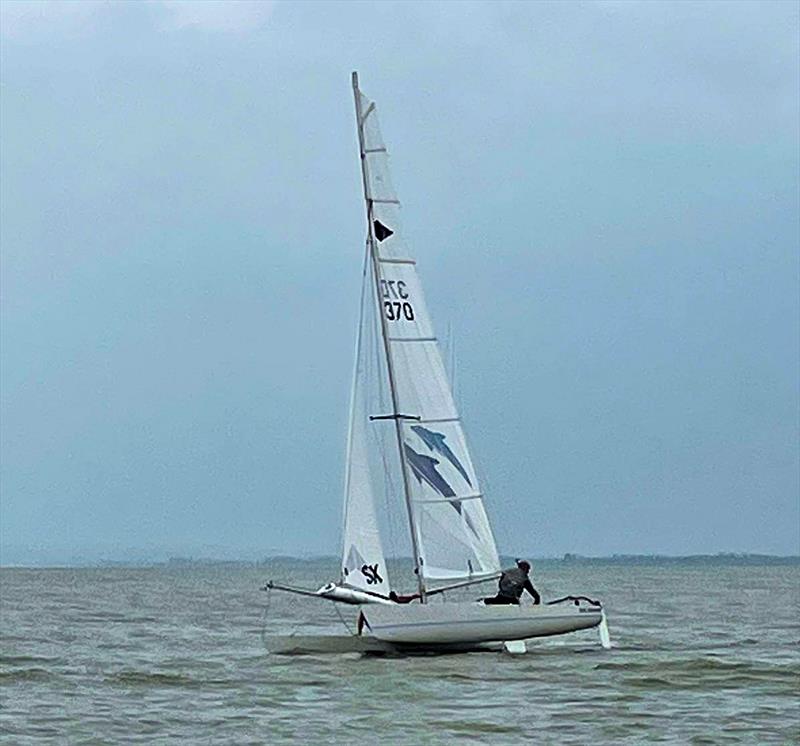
[483,559,541,605]
[388,590,420,604]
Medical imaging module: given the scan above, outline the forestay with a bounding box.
[353,80,501,586]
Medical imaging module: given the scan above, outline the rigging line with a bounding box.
[466,416,507,561]
[339,240,372,579]
[546,595,602,608]
[380,440,399,566]
[444,322,452,391]
[425,574,501,596]
[259,585,272,652]
[333,601,355,635]
[450,323,457,402]
[360,101,375,123]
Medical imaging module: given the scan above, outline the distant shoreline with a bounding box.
[1,553,798,570]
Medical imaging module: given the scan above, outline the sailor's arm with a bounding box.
[524,578,541,605]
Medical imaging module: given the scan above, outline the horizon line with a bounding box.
[2,551,799,570]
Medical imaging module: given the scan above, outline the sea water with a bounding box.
[1,559,798,744]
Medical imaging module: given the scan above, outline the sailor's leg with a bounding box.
[484,594,516,605]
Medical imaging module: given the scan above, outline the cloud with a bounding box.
[0,0,107,37]
[0,0,276,37]
[157,0,276,33]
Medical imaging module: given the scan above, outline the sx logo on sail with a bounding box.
[360,563,383,585]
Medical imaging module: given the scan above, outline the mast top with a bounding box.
[351,71,359,91]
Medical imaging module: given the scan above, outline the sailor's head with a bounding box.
[516,559,531,573]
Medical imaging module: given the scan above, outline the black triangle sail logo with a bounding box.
[373,220,394,242]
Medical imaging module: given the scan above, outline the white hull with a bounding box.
[263,634,506,655]
[362,601,603,645]
[264,634,395,655]
[316,582,394,605]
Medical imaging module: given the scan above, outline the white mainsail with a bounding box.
[348,77,501,589]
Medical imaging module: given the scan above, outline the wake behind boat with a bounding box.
[263,73,610,654]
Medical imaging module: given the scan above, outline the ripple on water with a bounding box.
[1,562,798,745]
[104,670,232,689]
[426,719,519,736]
[595,657,799,679]
[0,667,56,683]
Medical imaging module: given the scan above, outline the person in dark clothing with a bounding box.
[389,590,420,604]
[483,559,541,605]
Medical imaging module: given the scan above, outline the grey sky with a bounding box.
[1,0,798,564]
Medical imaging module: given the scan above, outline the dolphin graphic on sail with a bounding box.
[411,425,472,487]
[404,443,480,538]
[404,444,456,498]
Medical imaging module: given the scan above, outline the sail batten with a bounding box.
[388,337,438,343]
[414,494,484,504]
[378,258,416,265]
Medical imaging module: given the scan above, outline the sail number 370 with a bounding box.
[381,279,415,322]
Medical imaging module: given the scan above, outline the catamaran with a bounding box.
[264,73,609,654]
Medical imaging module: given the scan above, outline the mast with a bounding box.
[351,71,426,601]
